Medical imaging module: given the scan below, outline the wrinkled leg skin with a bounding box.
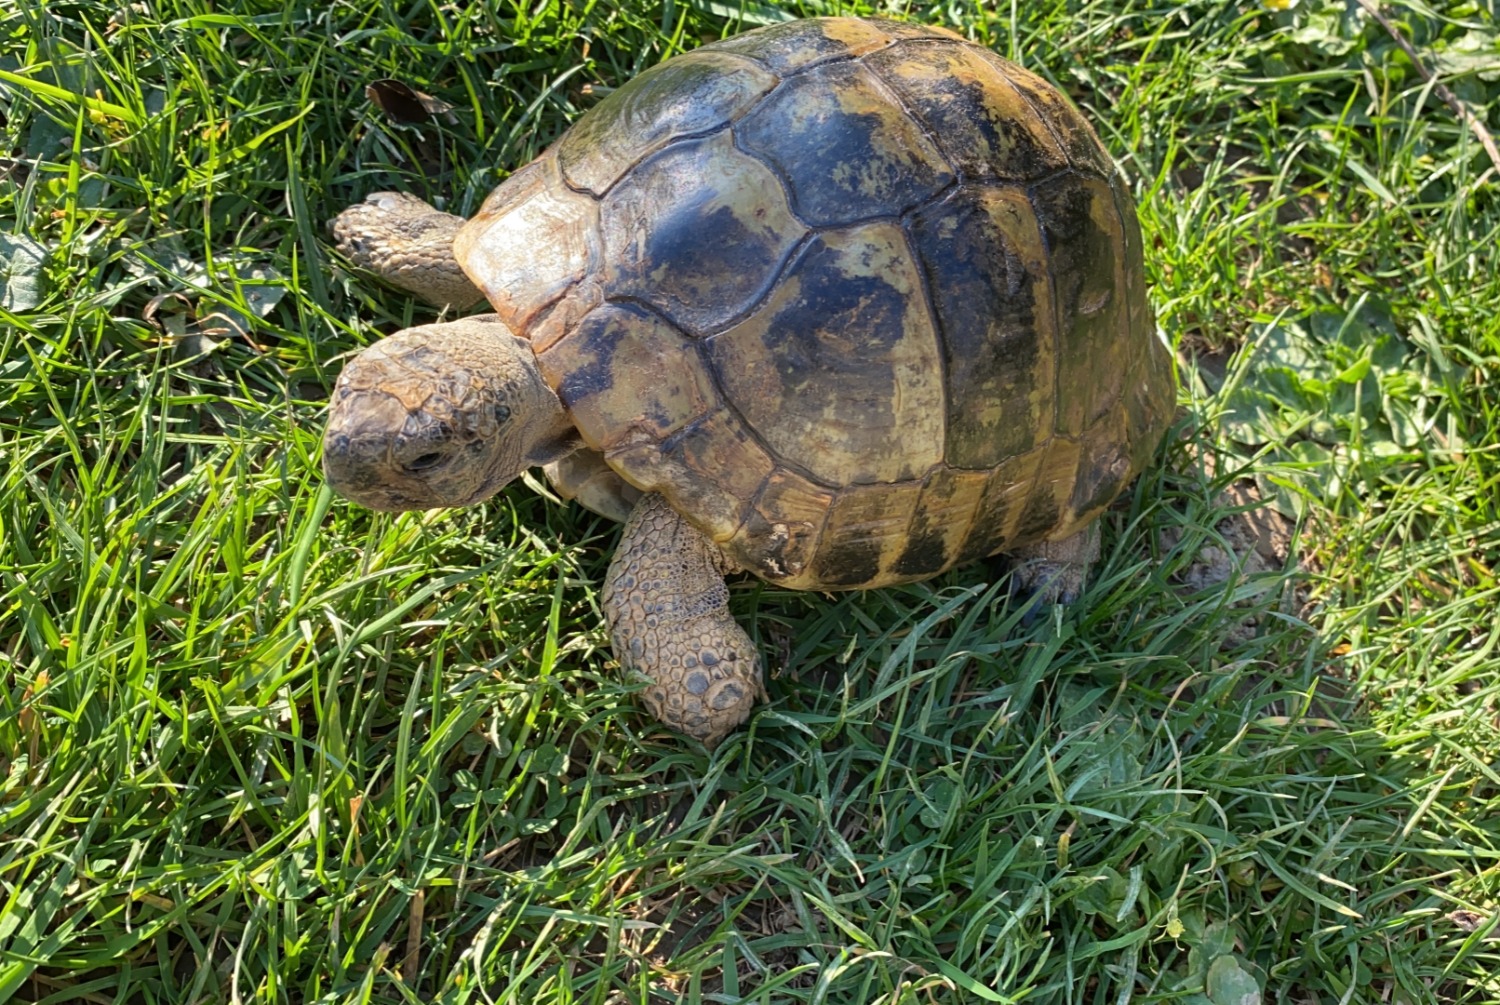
[330,192,486,310]
[602,493,761,746]
[1009,523,1102,607]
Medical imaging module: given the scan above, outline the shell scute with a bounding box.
[892,466,989,579]
[724,470,834,585]
[1029,172,1131,437]
[1015,435,1083,543]
[734,60,954,227]
[867,18,966,42]
[1111,171,1175,472]
[705,221,943,487]
[556,50,778,196]
[599,131,807,335]
[609,410,775,542]
[1070,401,1135,525]
[865,42,1067,182]
[703,17,893,75]
[537,302,715,452]
[910,185,1057,469]
[809,481,925,587]
[972,50,1114,177]
[456,156,600,334]
[949,448,1042,563]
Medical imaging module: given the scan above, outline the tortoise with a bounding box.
[322,16,1175,746]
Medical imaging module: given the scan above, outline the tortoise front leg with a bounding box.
[602,493,761,746]
[331,192,486,310]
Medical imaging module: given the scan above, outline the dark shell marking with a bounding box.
[734,60,955,228]
[865,42,1068,183]
[705,222,945,488]
[910,186,1056,468]
[706,17,896,75]
[598,131,804,335]
[456,17,1174,591]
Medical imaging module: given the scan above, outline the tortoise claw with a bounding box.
[1014,582,1080,627]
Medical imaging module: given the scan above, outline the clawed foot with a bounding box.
[602,493,762,747]
[1008,523,1101,620]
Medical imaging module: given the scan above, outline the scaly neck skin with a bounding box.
[322,316,580,512]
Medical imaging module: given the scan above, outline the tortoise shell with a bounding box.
[453,17,1174,591]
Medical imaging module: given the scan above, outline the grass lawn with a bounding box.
[3,0,1498,1001]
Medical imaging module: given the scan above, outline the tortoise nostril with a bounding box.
[406,451,445,473]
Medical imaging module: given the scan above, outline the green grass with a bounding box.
[2,0,1498,1002]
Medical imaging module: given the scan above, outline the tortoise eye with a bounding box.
[494,404,511,424]
[406,452,445,472]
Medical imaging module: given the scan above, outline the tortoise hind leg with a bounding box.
[602,493,761,746]
[1009,523,1101,607]
[331,192,486,310]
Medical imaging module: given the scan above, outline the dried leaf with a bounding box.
[198,311,265,352]
[366,78,455,124]
[143,291,194,338]
[1447,910,1497,938]
[0,157,29,185]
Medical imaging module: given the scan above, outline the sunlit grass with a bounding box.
[1,0,1496,1002]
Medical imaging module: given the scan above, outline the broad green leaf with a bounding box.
[1206,955,1262,1005]
[0,234,46,311]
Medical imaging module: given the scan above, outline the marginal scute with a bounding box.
[809,482,924,588]
[1132,343,1176,473]
[703,16,893,75]
[867,18,966,41]
[707,222,944,487]
[958,448,1044,563]
[556,50,779,196]
[911,185,1057,469]
[456,155,601,334]
[527,278,603,355]
[1070,399,1134,524]
[893,466,989,579]
[607,410,775,542]
[536,302,715,452]
[1016,435,1083,543]
[724,470,834,586]
[1111,170,1176,472]
[1030,172,1130,436]
[973,49,1114,177]
[865,42,1068,181]
[734,60,955,227]
[599,131,807,335]
[1111,172,1154,359]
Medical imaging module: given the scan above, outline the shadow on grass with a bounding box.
[436,435,1491,1004]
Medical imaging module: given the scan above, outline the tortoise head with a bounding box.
[322,316,579,511]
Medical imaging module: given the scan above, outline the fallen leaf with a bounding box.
[366,78,455,124]
[1447,910,1497,938]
